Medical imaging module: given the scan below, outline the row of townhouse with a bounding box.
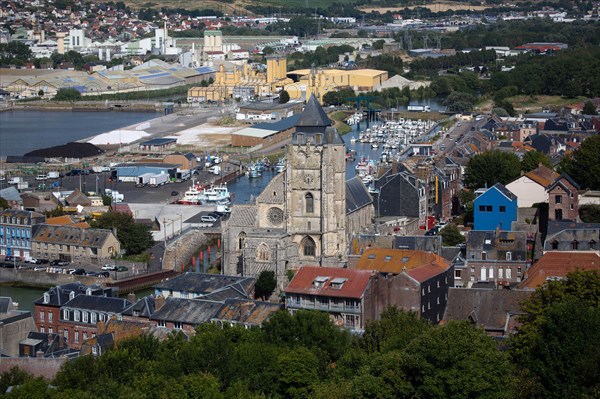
[0,209,119,264]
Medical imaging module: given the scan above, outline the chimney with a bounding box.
[127,292,136,304]
[36,350,45,358]
[155,295,165,311]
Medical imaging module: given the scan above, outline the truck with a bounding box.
[8,177,23,185]
[46,171,60,179]
[148,173,169,187]
[136,173,155,187]
[208,165,221,175]
[111,190,124,203]
[407,105,431,112]
[17,181,29,190]
[92,166,110,173]
[176,170,191,182]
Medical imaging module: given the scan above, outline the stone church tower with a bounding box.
[222,95,349,289]
[285,96,347,266]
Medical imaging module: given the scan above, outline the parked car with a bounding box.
[69,268,86,275]
[201,215,217,223]
[28,258,42,264]
[4,256,21,262]
[33,266,47,271]
[86,271,98,276]
[171,191,179,196]
[50,260,69,266]
[0,262,15,268]
[35,174,47,181]
[102,264,117,271]
[116,266,128,272]
[98,271,110,278]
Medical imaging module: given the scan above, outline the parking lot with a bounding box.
[1,257,145,280]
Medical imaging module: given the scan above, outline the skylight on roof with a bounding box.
[368,254,375,259]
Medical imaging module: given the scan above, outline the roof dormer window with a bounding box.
[313,276,329,288]
[330,277,347,289]
[43,293,50,304]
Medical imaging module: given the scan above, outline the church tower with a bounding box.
[286,95,347,266]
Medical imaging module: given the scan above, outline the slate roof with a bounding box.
[354,248,451,283]
[296,95,332,129]
[212,298,282,326]
[257,173,285,204]
[65,190,91,206]
[253,114,301,131]
[394,235,443,254]
[519,251,600,289]
[492,183,517,201]
[346,176,373,214]
[0,208,43,220]
[154,273,255,298]
[0,187,22,202]
[227,205,257,227]
[443,288,531,332]
[34,282,99,307]
[62,294,131,313]
[547,173,580,191]
[285,266,373,299]
[32,224,114,248]
[546,221,600,236]
[122,296,155,318]
[150,297,223,325]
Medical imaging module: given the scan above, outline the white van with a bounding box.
[201,215,217,223]
[35,175,47,181]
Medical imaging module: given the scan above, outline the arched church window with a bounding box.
[238,232,246,250]
[256,242,270,261]
[302,236,316,257]
[305,193,314,214]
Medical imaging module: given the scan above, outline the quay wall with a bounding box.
[0,269,108,289]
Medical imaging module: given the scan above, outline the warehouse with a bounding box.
[231,114,300,147]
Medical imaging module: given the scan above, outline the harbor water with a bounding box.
[0,110,159,156]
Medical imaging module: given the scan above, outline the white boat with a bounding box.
[274,158,286,173]
[199,184,230,204]
[246,164,262,178]
[179,182,204,205]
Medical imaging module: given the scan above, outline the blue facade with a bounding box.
[473,184,518,231]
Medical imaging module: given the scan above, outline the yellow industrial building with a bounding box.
[186,56,388,104]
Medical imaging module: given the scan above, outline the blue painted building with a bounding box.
[473,183,517,231]
[0,209,46,259]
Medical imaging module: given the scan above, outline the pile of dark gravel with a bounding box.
[24,142,105,158]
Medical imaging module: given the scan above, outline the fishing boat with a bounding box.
[246,164,262,178]
[198,184,231,204]
[179,181,204,205]
[274,158,286,173]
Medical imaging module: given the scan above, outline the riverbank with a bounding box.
[11,101,160,112]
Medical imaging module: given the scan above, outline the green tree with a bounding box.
[406,322,518,399]
[279,90,290,104]
[439,224,465,246]
[442,91,475,113]
[579,204,600,223]
[464,150,522,190]
[262,46,275,56]
[91,212,154,255]
[558,135,600,190]
[0,197,9,209]
[582,100,598,115]
[276,347,321,399]
[53,88,82,101]
[255,270,276,300]
[521,150,552,172]
[510,271,600,399]
[361,307,431,354]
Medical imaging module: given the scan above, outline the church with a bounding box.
[222,96,374,289]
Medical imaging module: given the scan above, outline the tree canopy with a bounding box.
[90,212,154,255]
[579,204,600,223]
[439,224,465,246]
[558,135,600,190]
[464,150,522,190]
[521,150,552,173]
[53,88,82,102]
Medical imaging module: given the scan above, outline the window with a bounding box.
[63,309,69,320]
[91,312,97,323]
[174,322,183,329]
[83,332,88,340]
[499,206,506,213]
[305,193,314,213]
[555,209,563,220]
[74,311,80,322]
[99,314,105,322]
[506,268,512,279]
[40,311,44,321]
[569,192,574,198]
[570,204,574,210]
[455,270,462,279]
[506,252,512,261]
[48,312,53,322]
[75,331,79,343]
[64,330,68,340]
[555,195,562,204]
[158,320,166,327]
[40,327,45,333]
[83,312,88,323]
[517,267,522,273]
[572,240,579,250]
[256,242,271,261]
[499,268,504,279]
[237,232,246,250]
[482,251,487,260]
[301,236,316,257]
[551,240,559,250]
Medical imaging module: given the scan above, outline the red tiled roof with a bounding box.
[285,266,373,299]
[519,251,600,289]
[353,248,450,283]
[524,164,560,188]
